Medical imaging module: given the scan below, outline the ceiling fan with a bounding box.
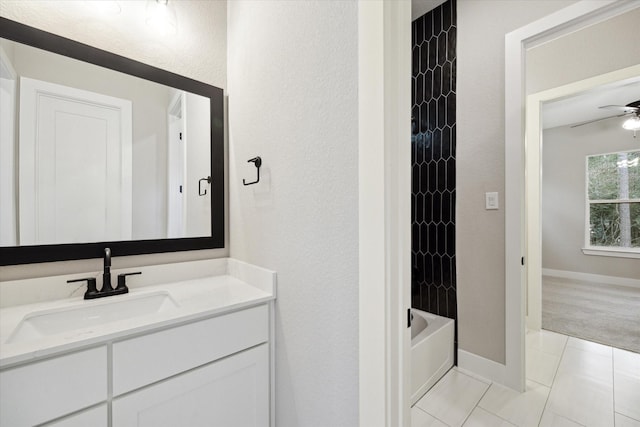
[571,100,640,136]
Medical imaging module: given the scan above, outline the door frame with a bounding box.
[0,44,17,246]
[358,1,411,426]
[167,90,186,238]
[504,0,640,391]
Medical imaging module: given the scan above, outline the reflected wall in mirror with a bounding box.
[0,17,224,265]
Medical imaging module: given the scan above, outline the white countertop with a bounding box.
[0,258,276,369]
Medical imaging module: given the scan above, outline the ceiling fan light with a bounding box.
[622,116,640,131]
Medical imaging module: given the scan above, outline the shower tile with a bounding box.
[424,193,433,223]
[428,98,437,131]
[428,37,437,70]
[411,0,455,318]
[448,28,456,62]
[442,1,452,30]
[438,32,447,66]
[432,6,442,36]
[433,192,442,223]
[428,223,437,255]
[437,223,446,254]
[412,48,420,78]
[441,191,451,224]
[416,193,425,224]
[446,287,457,318]
[423,11,432,41]
[442,61,452,97]
[437,160,446,192]
[432,255,442,287]
[447,158,456,189]
[432,128,442,159]
[438,96,446,129]
[447,96,456,126]
[420,44,429,74]
[446,224,455,256]
[433,65,442,99]
[441,126,451,158]
[428,286,439,313]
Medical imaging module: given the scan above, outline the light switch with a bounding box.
[485,192,499,210]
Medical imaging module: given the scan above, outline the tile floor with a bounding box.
[412,329,640,427]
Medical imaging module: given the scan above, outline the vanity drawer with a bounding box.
[112,304,268,395]
[0,346,107,427]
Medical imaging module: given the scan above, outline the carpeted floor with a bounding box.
[542,276,640,354]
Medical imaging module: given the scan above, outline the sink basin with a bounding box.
[7,292,178,344]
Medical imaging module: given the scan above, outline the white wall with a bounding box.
[526,7,640,95]
[542,122,640,279]
[227,2,359,426]
[0,0,227,279]
[456,0,576,365]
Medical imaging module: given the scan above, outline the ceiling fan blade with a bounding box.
[599,104,639,113]
[570,113,629,128]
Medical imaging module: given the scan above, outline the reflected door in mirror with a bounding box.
[19,77,133,245]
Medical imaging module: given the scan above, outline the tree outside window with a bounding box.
[587,150,640,249]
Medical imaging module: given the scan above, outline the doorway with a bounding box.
[525,67,640,354]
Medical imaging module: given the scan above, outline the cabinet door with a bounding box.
[0,346,107,427]
[113,344,269,427]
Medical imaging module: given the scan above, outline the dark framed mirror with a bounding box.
[0,17,224,265]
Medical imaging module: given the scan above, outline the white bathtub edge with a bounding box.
[410,310,455,406]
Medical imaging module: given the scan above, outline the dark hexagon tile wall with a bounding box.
[411,0,456,322]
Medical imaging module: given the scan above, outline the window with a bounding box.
[585,150,640,257]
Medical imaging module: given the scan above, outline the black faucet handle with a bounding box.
[67,277,99,299]
[116,272,141,292]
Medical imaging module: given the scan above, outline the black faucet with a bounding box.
[67,248,141,299]
[103,247,112,292]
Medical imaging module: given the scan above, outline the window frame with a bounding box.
[583,149,640,259]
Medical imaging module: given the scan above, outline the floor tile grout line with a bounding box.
[536,330,569,427]
[458,381,492,427]
[612,347,616,427]
[413,404,452,427]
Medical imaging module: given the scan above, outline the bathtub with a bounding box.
[410,308,455,406]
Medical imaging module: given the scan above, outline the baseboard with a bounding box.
[457,349,506,386]
[542,268,640,289]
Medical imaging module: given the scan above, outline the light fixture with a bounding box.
[622,114,640,138]
[146,0,177,36]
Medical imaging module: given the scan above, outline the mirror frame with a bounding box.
[0,17,225,265]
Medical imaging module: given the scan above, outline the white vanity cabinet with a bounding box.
[113,344,269,427]
[112,304,270,427]
[0,259,276,427]
[0,347,108,427]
